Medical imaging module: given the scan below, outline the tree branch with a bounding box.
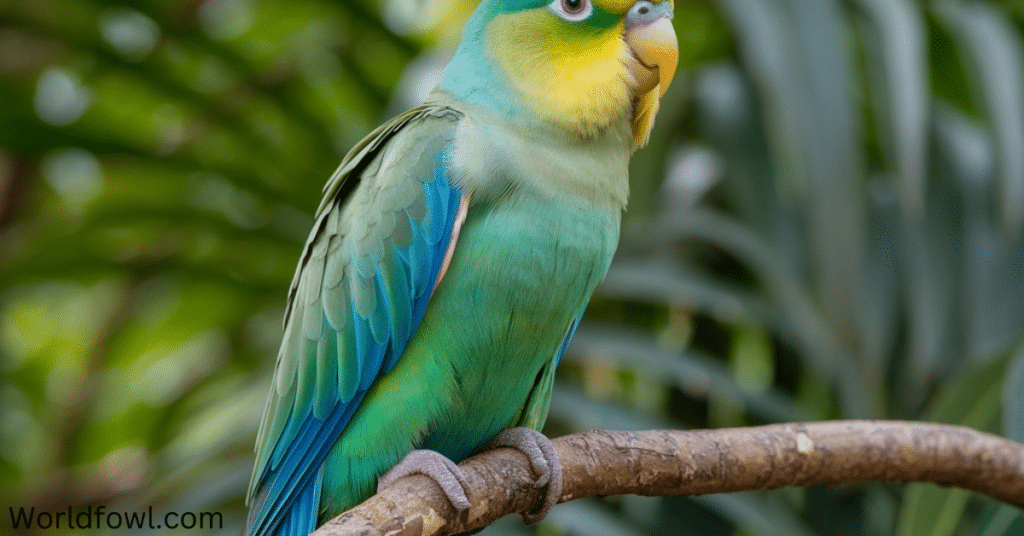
[312,421,1024,536]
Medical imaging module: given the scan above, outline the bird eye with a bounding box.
[548,0,593,22]
[563,0,585,13]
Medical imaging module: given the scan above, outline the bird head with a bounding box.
[439,0,678,151]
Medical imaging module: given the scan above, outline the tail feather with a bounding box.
[248,400,356,536]
[272,465,323,536]
[278,468,323,536]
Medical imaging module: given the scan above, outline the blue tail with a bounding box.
[276,468,322,536]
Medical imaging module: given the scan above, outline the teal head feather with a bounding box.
[438,0,678,150]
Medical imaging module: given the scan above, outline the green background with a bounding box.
[1,0,1023,534]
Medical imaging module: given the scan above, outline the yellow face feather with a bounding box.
[487,9,638,140]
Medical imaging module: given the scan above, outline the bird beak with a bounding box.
[624,1,678,98]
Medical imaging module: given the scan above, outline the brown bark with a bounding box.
[312,421,1024,536]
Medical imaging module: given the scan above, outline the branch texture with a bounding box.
[312,421,1024,536]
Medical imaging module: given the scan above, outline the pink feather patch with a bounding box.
[433,193,470,293]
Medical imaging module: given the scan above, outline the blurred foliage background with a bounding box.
[2,0,1024,535]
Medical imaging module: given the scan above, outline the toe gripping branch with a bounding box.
[377,428,563,525]
[378,449,472,511]
[490,427,564,524]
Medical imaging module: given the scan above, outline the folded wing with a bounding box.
[246,105,466,536]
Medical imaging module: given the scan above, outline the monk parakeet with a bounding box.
[246,1,677,534]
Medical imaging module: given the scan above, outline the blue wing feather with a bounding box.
[246,106,465,536]
[555,310,585,367]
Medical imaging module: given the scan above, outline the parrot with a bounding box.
[245,0,678,534]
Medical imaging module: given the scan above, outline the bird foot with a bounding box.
[378,449,471,511]
[489,427,563,524]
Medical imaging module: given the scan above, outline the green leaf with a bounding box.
[852,0,930,217]
[1003,348,1024,442]
[548,387,672,432]
[896,486,972,536]
[600,261,769,327]
[696,492,817,536]
[693,63,778,232]
[569,327,807,423]
[927,346,1013,429]
[546,499,649,536]
[977,503,1024,536]
[896,346,1016,536]
[935,0,1024,231]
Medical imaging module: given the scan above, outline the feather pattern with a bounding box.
[246,105,466,536]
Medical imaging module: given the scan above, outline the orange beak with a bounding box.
[624,0,679,98]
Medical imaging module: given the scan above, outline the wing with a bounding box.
[246,104,466,536]
[515,310,585,430]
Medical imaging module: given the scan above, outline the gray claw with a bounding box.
[490,427,563,524]
[378,449,471,510]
